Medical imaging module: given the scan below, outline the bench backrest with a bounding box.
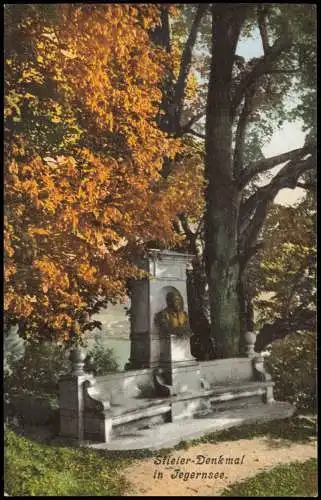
[88,368,155,406]
[199,358,253,386]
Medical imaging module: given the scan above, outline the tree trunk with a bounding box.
[186,258,215,360]
[204,202,240,358]
[238,275,255,355]
[204,6,246,358]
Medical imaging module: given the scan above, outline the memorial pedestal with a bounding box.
[128,250,194,370]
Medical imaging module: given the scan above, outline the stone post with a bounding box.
[244,331,257,358]
[59,346,93,444]
[253,353,275,403]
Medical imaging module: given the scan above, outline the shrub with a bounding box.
[265,331,316,413]
[85,336,119,375]
[5,336,119,398]
[5,338,118,425]
[5,341,70,398]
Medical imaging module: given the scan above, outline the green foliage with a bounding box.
[247,196,316,413]
[85,336,119,375]
[5,337,119,399]
[5,341,70,398]
[249,197,316,327]
[4,427,129,496]
[221,458,317,497]
[266,332,316,412]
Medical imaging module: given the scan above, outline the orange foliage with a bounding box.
[4,5,203,343]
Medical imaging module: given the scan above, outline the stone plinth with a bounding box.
[127,250,194,370]
[59,373,93,443]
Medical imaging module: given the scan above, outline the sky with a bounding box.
[237,34,307,206]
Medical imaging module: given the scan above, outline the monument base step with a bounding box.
[84,401,295,451]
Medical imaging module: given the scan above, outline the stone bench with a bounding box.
[82,369,171,440]
[59,352,275,444]
[199,356,275,405]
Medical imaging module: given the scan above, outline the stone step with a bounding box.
[85,401,295,451]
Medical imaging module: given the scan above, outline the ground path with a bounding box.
[122,436,317,496]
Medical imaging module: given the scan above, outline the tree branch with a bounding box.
[181,111,206,135]
[238,144,313,189]
[296,181,316,190]
[238,241,264,272]
[179,213,196,244]
[151,5,171,52]
[257,5,270,54]
[233,85,257,177]
[188,128,205,140]
[231,25,293,117]
[174,4,207,131]
[239,153,316,255]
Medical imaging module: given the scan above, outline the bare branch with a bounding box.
[172,218,183,235]
[233,85,257,177]
[179,213,196,243]
[231,26,292,117]
[257,5,270,54]
[239,153,316,254]
[238,145,312,189]
[296,181,316,190]
[151,5,171,52]
[188,128,205,140]
[181,111,206,134]
[174,5,207,131]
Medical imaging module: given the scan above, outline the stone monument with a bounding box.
[126,249,195,370]
[58,249,295,450]
[126,250,202,397]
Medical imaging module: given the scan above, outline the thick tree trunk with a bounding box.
[204,207,240,358]
[204,6,247,358]
[186,259,215,360]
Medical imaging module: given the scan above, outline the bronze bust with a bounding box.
[155,290,192,338]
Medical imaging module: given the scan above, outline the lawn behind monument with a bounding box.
[4,415,316,497]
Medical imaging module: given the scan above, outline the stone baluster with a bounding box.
[59,344,92,444]
[69,345,86,375]
[244,331,257,358]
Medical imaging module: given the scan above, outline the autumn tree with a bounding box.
[4,4,203,344]
[151,4,316,357]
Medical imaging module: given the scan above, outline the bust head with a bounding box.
[166,290,184,313]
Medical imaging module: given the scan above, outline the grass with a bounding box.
[4,414,317,496]
[171,414,317,451]
[221,458,317,497]
[4,426,130,496]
